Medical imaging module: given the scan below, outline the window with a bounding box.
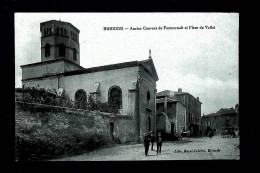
[73,48,77,61]
[108,86,122,110]
[44,29,46,36]
[45,44,50,57]
[64,29,67,35]
[147,91,150,101]
[49,27,52,34]
[59,43,65,57]
[75,89,87,109]
[60,28,63,35]
[57,27,59,35]
[225,119,230,127]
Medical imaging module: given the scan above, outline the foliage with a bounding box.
[15,119,112,161]
[15,85,119,114]
[86,94,120,114]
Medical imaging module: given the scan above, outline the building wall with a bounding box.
[23,77,59,90]
[174,93,201,134]
[63,66,139,115]
[155,101,186,137]
[176,102,186,134]
[156,114,166,132]
[15,101,136,143]
[22,61,65,80]
[21,60,83,82]
[138,65,157,139]
[165,114,171,134]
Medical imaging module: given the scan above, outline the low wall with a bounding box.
[15,101,136,144]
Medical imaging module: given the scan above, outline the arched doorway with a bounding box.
[74,89,87,109]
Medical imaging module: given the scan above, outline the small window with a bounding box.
[61,28,63,35]
[59,43,65,57]
[57,27,59,35]
[147,91,150,101]
[73,48,77,61]
[64,29,67,35]
[44,29,46,36]
[49,27,52,34]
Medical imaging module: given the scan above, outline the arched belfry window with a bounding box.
[75,89,87,109]
[73,48,77,61]
[45,44,50,57]
[59,43,65,57]
[108,86,122,110]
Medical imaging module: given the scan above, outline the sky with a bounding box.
[15,13,239,115]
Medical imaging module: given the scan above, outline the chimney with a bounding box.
[197,97,199,101]
[178,88,182,93]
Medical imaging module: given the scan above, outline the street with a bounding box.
[52,135,240,161]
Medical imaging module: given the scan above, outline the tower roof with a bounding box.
[40,20,80,33]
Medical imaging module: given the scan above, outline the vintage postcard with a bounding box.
[15,13,239,161]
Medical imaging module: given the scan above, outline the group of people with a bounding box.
[143,131,163,156]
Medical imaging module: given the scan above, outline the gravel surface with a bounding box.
[51,135,240,161]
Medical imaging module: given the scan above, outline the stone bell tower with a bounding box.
[40,20,80,65]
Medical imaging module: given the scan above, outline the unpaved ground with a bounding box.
[52,135,240,161]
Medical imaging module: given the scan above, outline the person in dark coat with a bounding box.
[143,132,150,156]
[208,129,213,138]
[149,131,155,151]
[156,132,163,155]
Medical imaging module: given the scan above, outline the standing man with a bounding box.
[143,132,150,156]
[156,132,163,155]
[150,131,155,151]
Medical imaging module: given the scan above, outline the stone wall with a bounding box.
[15,101,136,144]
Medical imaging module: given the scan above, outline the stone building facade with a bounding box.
[156,97,186,137]
[156,88,202,136]
[201,104,239,135]
[20,20,159,142]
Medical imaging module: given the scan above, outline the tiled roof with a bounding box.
[203,108,237,117]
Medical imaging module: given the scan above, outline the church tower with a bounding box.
[40,20,80,65]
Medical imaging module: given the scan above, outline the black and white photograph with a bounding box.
[14,13,239,161]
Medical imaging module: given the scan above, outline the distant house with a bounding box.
[156,88,202,136]
[201,104,239,135]
[156,96,186,138]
